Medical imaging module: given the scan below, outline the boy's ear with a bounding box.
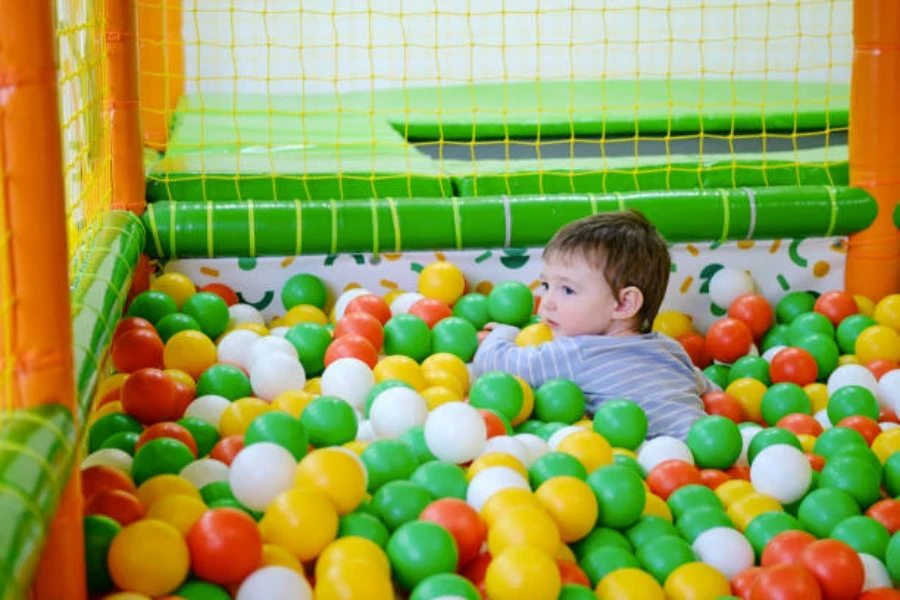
[612,286,644,321]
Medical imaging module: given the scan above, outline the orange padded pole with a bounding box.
[846,0,900,301]
[139,0,183,151]
[0,1,85,599]
[107,0,146,214]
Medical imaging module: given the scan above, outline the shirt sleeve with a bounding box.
[471,325,583,388]
[695,366,721,394]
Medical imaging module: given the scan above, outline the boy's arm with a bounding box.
[471,325,583,388]
[695,366,722,394]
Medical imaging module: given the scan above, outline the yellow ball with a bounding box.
[613,447,638,460]
[421,385,461,410]
[232,323,269,337]
[468,452,528,482]
[855,294,876,317]
[488,504,561,557]
[485,545,561,600]
[315,558,395,600]
[163,330,217,380]
[716,479,755,507]
[838,354,861,366]
[136,474,201,510]
[516,323,554,347]
[872,427,900,463]
[875,294,900,329]
[535,476,599,542]
[512,376,535,425]
[294,448,367,515]
[804,383,830,414]
[726,378,768,422]
[107,519,190,596]
[284,304,329,326]
[727,492,783,531]
[423,370,467,397]
[595,567,665,600]
[652,311,694,340]
[151,272,196,309]
[418,260,466,306]
[797,434,817,454]
[95,373,129,402]
[382,289,406,308]
[165,368,196,391]
[422,352,470,390]
[643,492,674,522]
[219,397,271,437]
[480,488,542,527]
[305,377,322,394]
[260,544,304,574]
[268,316,286,329]
[373,355,428,391]
[145,494,207,536]
[856,325,900,363]
[556,430,614,473]
[556,543,578,563]
[90,401,123,425]
[272,390,316,418]
[260,488,339,561]
[342,440,368,455]
[315,536,391,581]
[664,562,732,600]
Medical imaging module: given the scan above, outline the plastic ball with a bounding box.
[686,415,743,469]
[417,262,467,306]
[382,314,432,362]
[535,476,598,542]
[664,561,732,600]
[837,314,879,354]
[750,443,812,504]
[107,519,190,596]
[587,464,646,528]
[410,573,481,600]
[300,395,358,447]
[798,539,865,600]
[186,508,262,585]
[236,566,313,600]
[637,435,694,473]
[386,520,459,591]
[230,442,297,512]
[295,448,366,515]
[592,398,648,450]
[776,291,818,324]
[488,503,561,556]
[127,290,178,325]
[828,363,880,397]
[181,292,230,339]
[259,488,338,561]
[418,498,487,569]
[798,487,862,538]
[594,567,664,600]
[453,292,491,330]
[652,311,694,340]
[320,357,375,412]
[145,493,207,536]
[706,318,754,364]
[216,329,261,371]
[389,291,426,316]
[484,545,560,600]
[709,267,756,310]
[282,273,327,311]
[730,294,776,339]
[770,347,819,386]
[830,516,891,561]
[857,325,900,364]
[515,322,554,347]
[466,466,529,512]
[431,316,479,361]
[487,281,534,327]
[819,455,882,510]
[244,411,308,461]
[814,290,859,326]
[344,293,392,326]
[636,535,697,585]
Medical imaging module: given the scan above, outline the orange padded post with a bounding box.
[0,0,85,599]
[139,0,183,151]
[846,0,900,301]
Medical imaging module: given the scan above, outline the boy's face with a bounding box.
[537,253,640,338]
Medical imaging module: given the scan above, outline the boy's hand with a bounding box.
[483,322,500,332]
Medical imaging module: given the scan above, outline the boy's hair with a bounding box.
[543,209,671,332]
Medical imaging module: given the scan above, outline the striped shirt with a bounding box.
[471,325,719,441]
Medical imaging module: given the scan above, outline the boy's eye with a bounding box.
[563,286,575,295]
[539,281,549,291]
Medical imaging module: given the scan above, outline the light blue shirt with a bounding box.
[471,325,719,441]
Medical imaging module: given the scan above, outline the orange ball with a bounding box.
[333,311,384,351]
[121,368,179,425]
[324,334,379,369]
[111,328,165,373]
[408,298,453,328]
[345,294,392,325]
[136,422,198,457]
[84,489,146,526]
[186,507,263,586]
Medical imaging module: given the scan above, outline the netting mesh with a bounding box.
[143,0,852,202]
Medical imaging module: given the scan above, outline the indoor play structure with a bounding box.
[2,0,900,598]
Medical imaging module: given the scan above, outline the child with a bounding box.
[472,209,718,441]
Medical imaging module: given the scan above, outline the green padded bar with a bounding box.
[142,186,874,259]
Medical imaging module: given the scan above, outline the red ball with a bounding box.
[706,318,754,364]
[199,282,239,306]
[645,459,703,500]
[81,465,137,503]
[806,453,826,472]
[344,293,392,325]
[556,559,591,588]
[210,435,245,466]
[880,407,900,424]
[731,566,766,600]
[172,381,195,418]
[769,347,819,386]
[408,297,453,328]
[113,317,156,341]
[835,415,881,446]
[136,422,198,457]
[729,294,775,340]
[679,333,712,369]
[120,368,179,425]
[479,409,509,438]
[700,468,731,490]
[761,530,818,567]
[334,311,384,351]
[727,464,752,481]
[860,590,900,600]
[84,489,145,526]
[749,564,822,600]
[111,327,165,373]
[776,413,824,437]
[866,499,900,534]
[813,290,858,327]
[324,334,379,369]
[187,507,263,585]
[867,360,898,381]
[797,539,864,600]
[703,391,747,424]
[419,498,488,569]
[460,551,490,597]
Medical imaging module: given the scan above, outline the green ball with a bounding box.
[760,382,812,426]
[127,290,178,325]
[338,511,391,548]
[365,380,414,417]
[88,413,143,454]
[411,461,469,500]
[776,291,817,324]
[667,484,724,520]
[794,333,840,381]
[837,314,878,354]
[100,431,139,455]
[361,439,419,493]
[586,464,646,529]
[830,515,891,560]
[818,455,882,510]
[156,312,202,342]
[196,363,252,400]
[528,452,588,488]
[884,530,900,582]
[208,498,262,521]
[399,425,437,464]
[840,446,883,480]
[827,385,880,424]
[386,520,459,591]
[813,426,869,461]
[884,452,900,497]
[535,421,568,441]
[374,480,435,531]
[534,378,586,424]
[84,515,120,594]
[431,316,479,362]
[181,292,230,339]
[571,527,632,561]
[487,281,534,327]
[743,511,803,558]
[728,356,771,386]
[797,487,862,538]
[614,453,646,479]
[592,399,648,451]
[515,419,545,435]
[284,322,332,376]
[625,515,680,550]
[173,581,231,600]
[131,438,195,486]
[762,324,792,352]
[580,546,640,587]
[281,273,328,310]
[300,396,358,447]
[676,506,734,542]
[453,293,490,330]
[411,574,480,600]
[703,364,732,390]
[747,427,801,464]
[468,371,524,422]
[686,415,742,469]
[176,416,220,458]
[559,584,600,600]
[200,481,236,505]
[789,312,836,344]
[384,314,433,362]
[244,411,309,460]
[636,535,697,585]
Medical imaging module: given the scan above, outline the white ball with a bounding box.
[828,364,879,397]
[750,444,812,503]
[217,329,262,370]
[515,433,550,466]
[390,292,426,315]
[424,401,487,464]
[637,436,694,474]
[881,422,900,431]
[270,326,289,338]
[814,409,833,430]
[547,425,585,450]
[737,424,763,467]
[708,268,756,310]
[184,394,232,429]
[762,345,786,363]
[878,369,900,412]
[248,335,300,372]
[320,358,375,412]
[81,448,132,475]
[355,420,378,442]
[369,388,429,440]
[466,466,530,512]
[236,566,313,600]
[860,553,892,591]
[250,353,306,401]
[482,436,533,467]
[180,458,230,489]
[333,288,373,322]
[691,526,755,581]
[229,303,266,328]
[230,442,297,511]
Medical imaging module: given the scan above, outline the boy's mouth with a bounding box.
[543,318,560,329]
